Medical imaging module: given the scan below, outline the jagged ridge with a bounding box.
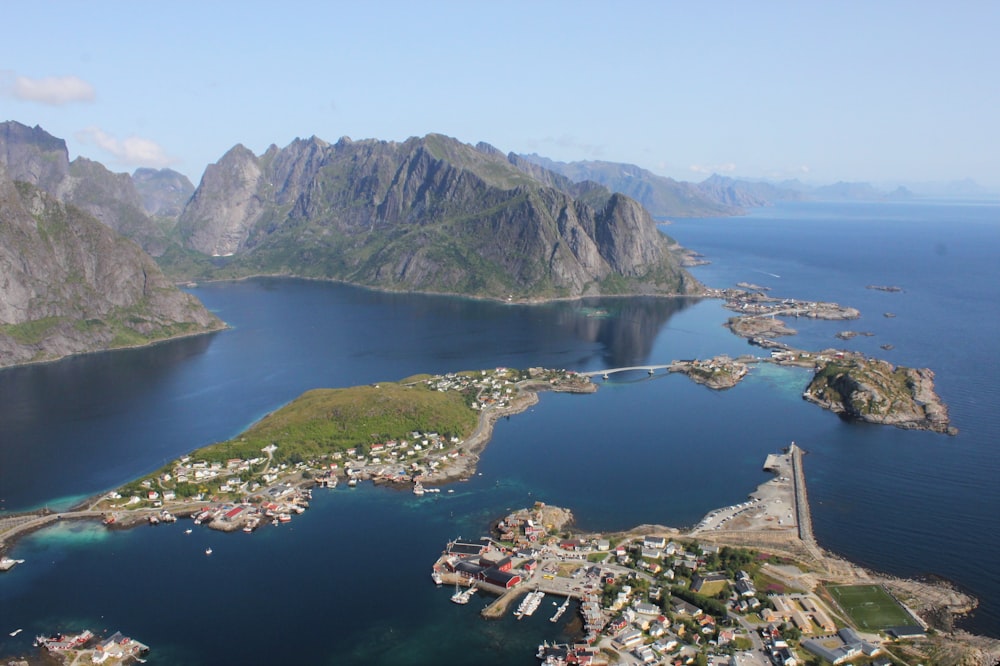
[176,134,701,300]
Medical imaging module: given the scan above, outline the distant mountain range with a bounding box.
[514,156,977,217]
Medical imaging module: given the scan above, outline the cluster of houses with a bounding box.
[762,594,836,635]
[722,291,858,321]
[453,506,923,666]
[425,368,518,411]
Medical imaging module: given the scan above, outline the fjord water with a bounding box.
[1,201,998,662]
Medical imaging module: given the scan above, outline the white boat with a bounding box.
[9,629,22,637]
[431,571,443,585]
[515,590,545,619]
[184,529,193,534]
[0,557,25,571]
[205,548,213,556]
[450,582,477,604]
[450,582,469,604]
[413,483,425,496]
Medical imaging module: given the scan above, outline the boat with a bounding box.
[514,590,545,619]
[0,557,26,571]
[205,548,213,556]
[450,582,469,604]
[431,571,443,585]
[348,478,358,487]
[413,483,425,496]
[184,529,193,534]
[9,629,22,637]
[450,582,477,604]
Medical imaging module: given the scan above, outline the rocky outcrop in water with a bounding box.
[802,357,956,434]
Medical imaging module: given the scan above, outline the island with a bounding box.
[803,357,957,435]
[668,356,749,389]
[430,444,996,665]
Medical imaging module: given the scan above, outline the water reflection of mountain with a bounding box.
[556,297,700,368]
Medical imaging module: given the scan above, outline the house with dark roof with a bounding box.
[887,625,926,639]
[480,567,520,589]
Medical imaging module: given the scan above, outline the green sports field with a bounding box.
[827,584,917,630]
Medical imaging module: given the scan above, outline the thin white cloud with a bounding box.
[689,162,737,175]
[76,126,173,168]
[8,74,96,105]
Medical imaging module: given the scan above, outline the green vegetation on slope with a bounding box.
[193,380,479,465]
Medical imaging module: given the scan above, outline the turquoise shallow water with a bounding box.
[1,201,998,662]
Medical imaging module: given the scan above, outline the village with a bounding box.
[429,442,938,666]
[31,628,149,665]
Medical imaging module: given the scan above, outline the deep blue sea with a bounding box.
[1,201,998,663]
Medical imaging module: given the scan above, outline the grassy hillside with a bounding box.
[195,380,479,464]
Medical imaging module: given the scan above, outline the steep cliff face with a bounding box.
[0,121,69,191]
[178,133,701,300]
[0,168,223,367]
[0,121,172,256]
[177,144,264,256]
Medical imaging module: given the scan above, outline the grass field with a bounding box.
[827,584,917,630]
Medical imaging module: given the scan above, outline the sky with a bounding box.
[2,1,997,189]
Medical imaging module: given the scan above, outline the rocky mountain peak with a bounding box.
[0,120,70,191]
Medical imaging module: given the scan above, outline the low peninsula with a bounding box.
[0,367,596,548]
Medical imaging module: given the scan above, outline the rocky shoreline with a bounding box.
[713,286,955,435]
[803,358,956,435]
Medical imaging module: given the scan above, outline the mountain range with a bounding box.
[4,119,981,367]
[169,133,700,299]
[518,156,927,217]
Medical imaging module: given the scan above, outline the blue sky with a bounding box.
[2,1,997,188]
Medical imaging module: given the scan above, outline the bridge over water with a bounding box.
[579,364,676,379]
